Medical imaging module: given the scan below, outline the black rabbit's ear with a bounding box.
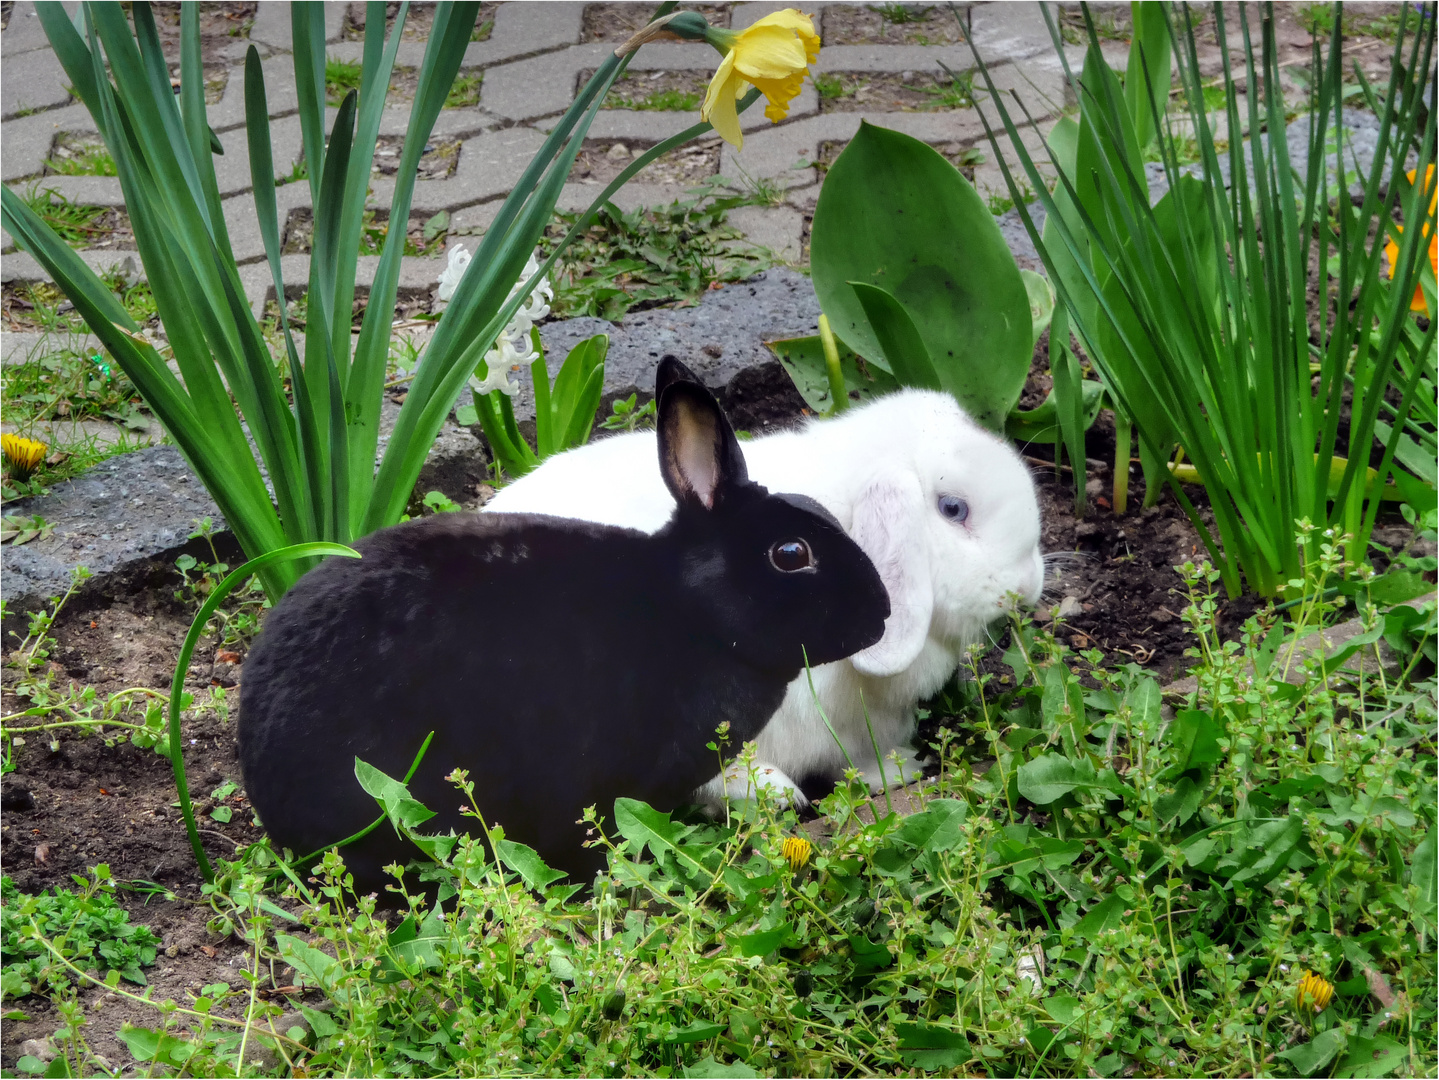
[657,381,749,510]
[655,355,703,400]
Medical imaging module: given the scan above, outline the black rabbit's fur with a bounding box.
[239,361,889,894]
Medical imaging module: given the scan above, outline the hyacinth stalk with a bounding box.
[0,2,764,601]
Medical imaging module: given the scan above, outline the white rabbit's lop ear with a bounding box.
[848,471,933,677]
[657,380,748,511]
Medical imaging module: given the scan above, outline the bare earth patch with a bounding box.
[820,3,969,46]
[581,2,730,43]
[816,70,978,113]
[344,1,499,42]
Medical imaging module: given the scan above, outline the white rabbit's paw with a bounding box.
[862,751,928,793]
[697,763,809,809]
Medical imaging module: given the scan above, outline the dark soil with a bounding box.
[817,71,977,114]
[820,3,968,46]
[371,135,462,180]
[279,206,450,257]
[344,1,499,43]
[1,2,13,31]
[816,137,984,181]
[581,3,730,43]
[570,139,719,186]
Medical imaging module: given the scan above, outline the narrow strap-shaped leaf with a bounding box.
[292,1,328,206]
[346,1,478,529]
[178,3,232,263]
[331,1,409,379]
[246,47,327,543]
[561,359,606,452]
[34,2,105,136]
[529,341,555,459]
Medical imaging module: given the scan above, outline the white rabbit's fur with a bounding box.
[485,390,1045,805]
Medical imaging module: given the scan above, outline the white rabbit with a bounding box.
[484,388,1046,807]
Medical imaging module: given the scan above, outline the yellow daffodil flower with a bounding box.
[1384,164,1437,314]
[702,11,820,150]
[1,433,47,480]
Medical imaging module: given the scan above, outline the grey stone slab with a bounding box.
[2,1,76,57]
[727,204,803,263]
[0,401,486,610]
[815,43,980,72]
[2,329,100,363]
[466,2,585,66]
[248,1,293,52]
[1,43,74,119]
[531,266,820,427]
[732,2,811,31]
[14,174,125,206]
[0,106,91,182]
[0,445,225,608]
[612,41,730,70]
[209,55,296,130]
[574,109,705,141]
[555,180,703,214]
[968,1,1055,64]
[481,42,611,120]
[405,125,550,209]
[326,2,346,43]
[0,247,137,284]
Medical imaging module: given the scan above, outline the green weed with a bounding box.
[1297,4,1407,44]
[600,393,657,433]
[471,18,493,42]
[14,186,114,248]
[445,71,483,108]
[913,63,978,110]
[324,56,364,105]
[869,3,935,25]
[1,869,162,1001]
[44,134,117,177]
[547,180,778,320]
[811,72,850,100]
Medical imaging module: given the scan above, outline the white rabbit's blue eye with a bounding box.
[939,495,969,523]
[769,539,815,573]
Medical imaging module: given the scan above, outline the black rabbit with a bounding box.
[238,358,890,893]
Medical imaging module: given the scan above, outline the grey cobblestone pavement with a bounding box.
[1,2,1086,302]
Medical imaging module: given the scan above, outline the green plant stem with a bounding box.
[169,542,359,882]
[291,730,435,870]
[1112,404,1131,516]
[818,313,847,414]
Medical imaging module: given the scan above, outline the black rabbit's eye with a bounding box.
[769,539,815,573]
[939,495,969,522]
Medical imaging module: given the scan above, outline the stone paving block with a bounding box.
[968,1,1055,64]
[21,175,125,206]
[1,247,138,284]
[533,266,820,429]
[969,116,1055,199]
[247,1,292,53]
[1,329,99,365]
[1,46,74,120]
[423,125,550,207]
[2,2,75,57]
[209,55,296,131]
[576,109,705,141]
[555,180,701,214]
[732,2,809,32]
[814,43,977,73]
[326,3,346,43]
[466,1,585,66]
[727,204,803,263]
[481,42,610,121]
[0,106,78,182]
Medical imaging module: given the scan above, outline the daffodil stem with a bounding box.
[818,314,847,414]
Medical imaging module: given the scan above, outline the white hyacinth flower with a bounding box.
[436,246,554,399]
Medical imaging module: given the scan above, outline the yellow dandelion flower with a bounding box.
[781,835,812,871]
[701,11,820,150]
[1295,971,1335,1014]
[1,434,48,480]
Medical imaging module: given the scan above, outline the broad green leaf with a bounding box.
[1124,2,1173,151]
[733,923,793,957]
[1412,826,1437,923]
[896,1021,971,1071]
[767,333,899,413]
[849,282,943,394]
[276,934,349,1002]
[495,839,567,893]
[354,758,437,832]
[810,122,1031,430]
[664,1020,727,1044]
[685,1056,759,1078]
[1073,893,1126,939]
[892,799,969,853]
[1017,754,1086,805]
[1277,1029,1346,1076]
[1021,268,1056,348]
[1007,379,1105,442]
[1335,1035,1408,1078]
